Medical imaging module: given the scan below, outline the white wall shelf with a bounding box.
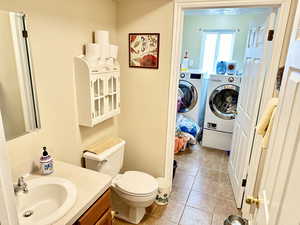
[74,56,120,127]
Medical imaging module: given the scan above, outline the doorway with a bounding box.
[165,0,291,221]
[174,4,274,213]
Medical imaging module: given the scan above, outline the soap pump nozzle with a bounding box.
[42,146,48,156]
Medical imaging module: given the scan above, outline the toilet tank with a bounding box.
[83,138,125,177]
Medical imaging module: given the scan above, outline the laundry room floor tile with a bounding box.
[172,172,195,190]
[113,214,177,225]
[169,186,191,204]
[186,191,218,213]
[217,183,235,200]
[179,206,213,225]
[197,167,221,183]
[146,201,186,224]
[214,198,240,216]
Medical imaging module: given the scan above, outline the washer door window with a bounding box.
[209,84,239,120]
[178,80,198,113]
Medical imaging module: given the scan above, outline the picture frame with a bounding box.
[128,33,160,69]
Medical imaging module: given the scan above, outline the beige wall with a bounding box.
[0,0,118,177]
[0,11,26,140]
[182,13,269,71]
[116,0,173,177]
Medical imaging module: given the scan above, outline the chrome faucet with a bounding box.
[14,176,28,194]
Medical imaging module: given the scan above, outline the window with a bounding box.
[200,30,235,74]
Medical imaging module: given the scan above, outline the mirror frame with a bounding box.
[1,11,41,140]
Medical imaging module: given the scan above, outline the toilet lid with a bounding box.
[113,171,158,196]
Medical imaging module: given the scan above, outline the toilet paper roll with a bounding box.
[99,43,110,60]
[110,45,118,59]
[85,43,100,59]
[95,30,109,45]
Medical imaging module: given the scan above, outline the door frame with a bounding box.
[164,0,291,205]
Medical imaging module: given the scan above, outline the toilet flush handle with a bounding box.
[96,159,108,167]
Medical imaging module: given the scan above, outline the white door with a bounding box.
[251,4,300,224]
[228,12,276,208]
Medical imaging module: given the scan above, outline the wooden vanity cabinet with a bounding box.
[74,189,112,225]
[95,210,113,225]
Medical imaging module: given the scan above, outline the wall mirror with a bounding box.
[0,10,40,141]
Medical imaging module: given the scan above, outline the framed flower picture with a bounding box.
[129,33,160,69]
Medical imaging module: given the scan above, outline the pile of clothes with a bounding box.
[174,114,200,153]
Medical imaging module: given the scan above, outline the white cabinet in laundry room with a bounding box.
[74,56,120,127]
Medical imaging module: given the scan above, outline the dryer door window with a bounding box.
[178,80,198,113]
[209,84,239,120]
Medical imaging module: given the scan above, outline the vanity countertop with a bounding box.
[28,160,112,225]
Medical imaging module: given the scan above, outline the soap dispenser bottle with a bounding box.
[40,146,53,175]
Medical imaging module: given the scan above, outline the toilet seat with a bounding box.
[113,171,158,197]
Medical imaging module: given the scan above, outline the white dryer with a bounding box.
[178,70,208,129]
[202,74,241,151]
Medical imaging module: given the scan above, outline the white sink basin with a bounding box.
[16,177,77,225]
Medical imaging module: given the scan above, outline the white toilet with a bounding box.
[83,139,158,224]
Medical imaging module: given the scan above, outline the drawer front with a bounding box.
[76,189,111,225]
[95,209,112,225]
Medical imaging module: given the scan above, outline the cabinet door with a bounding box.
[75,190,111,225]
[91,75,105,118]
[105,73,114,113]
[95,209,112,225]
[90,71,120,125]
[107,73,114,95]
[112,73,120,112]
[92,75,104,98]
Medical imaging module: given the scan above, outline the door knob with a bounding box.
[245,196,261,206]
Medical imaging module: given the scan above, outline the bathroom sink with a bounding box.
[16,177,77,225]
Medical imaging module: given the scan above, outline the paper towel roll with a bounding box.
[99,44,110,60]
[85,43,100,59]
[110,45,118,59]
[95,30,109,44]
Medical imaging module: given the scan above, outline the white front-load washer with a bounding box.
[177,70,208,129]
[202,74,241,151]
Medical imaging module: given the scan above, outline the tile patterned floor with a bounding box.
[113,145,240,225]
